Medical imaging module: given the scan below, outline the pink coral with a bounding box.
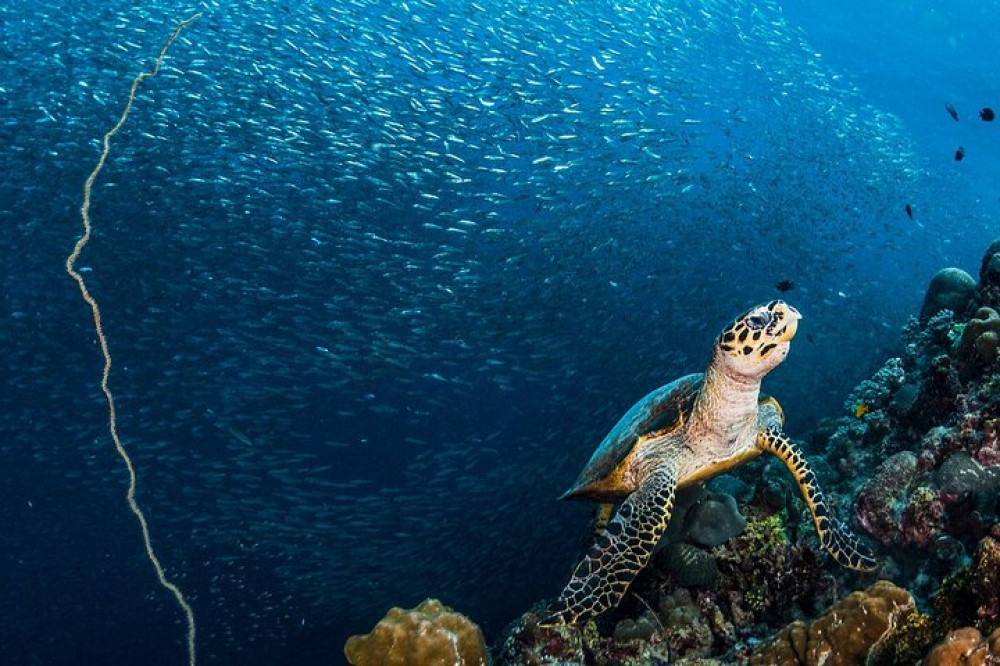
[855,452,919,546]
[973,418,1000,466]
[855,453,957,549]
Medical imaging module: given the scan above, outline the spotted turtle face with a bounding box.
[716,301,800,378]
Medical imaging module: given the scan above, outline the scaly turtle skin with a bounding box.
[541,301,877,626]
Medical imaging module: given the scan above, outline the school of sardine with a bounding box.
[1,0,989,661]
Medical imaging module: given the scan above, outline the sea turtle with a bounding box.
[541,301,877,626]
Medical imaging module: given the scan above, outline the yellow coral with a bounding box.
[875,610,937,664]
[747,513,789,549]
[749,581,915,666]
[344,598,489,666]
[855,403,870,419]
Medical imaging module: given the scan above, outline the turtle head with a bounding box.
[714,301,800,378]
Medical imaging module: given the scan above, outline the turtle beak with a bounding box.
[775,303,801,342]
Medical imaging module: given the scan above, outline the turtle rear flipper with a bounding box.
[757,426,878,571]
[539,465,677,626]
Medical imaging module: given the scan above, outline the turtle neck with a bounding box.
[687,354,762,443]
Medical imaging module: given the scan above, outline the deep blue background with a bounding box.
[2,0,998,663]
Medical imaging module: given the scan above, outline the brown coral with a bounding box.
[344,598,488,666]
[924,627,1000,666]
[748,581,915,666]
[958,308,1000,381]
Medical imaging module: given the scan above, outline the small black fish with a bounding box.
[981,107,995,122]
[955,146,966,161]
[946,103,959,121]
[905,203,913,219]
[775,279,795,292]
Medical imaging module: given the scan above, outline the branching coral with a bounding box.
[844,357,906,417]
[904,309,958,370]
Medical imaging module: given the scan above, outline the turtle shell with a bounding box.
[560,373,703,501]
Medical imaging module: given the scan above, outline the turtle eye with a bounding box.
[746,311,772,330]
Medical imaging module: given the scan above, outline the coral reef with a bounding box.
[748,581,915,666]
[494,238,1000,666]
[345,598,488,666]
[897,485,948,548]
[658,588,715,659]
[938,525,1000,633]
[829,245,1000,563]
[496,510,832,665]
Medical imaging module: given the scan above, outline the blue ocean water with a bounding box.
[2,0,998,663]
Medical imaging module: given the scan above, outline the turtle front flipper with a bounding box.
[757,426,878,571]
[539,465,677,626]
